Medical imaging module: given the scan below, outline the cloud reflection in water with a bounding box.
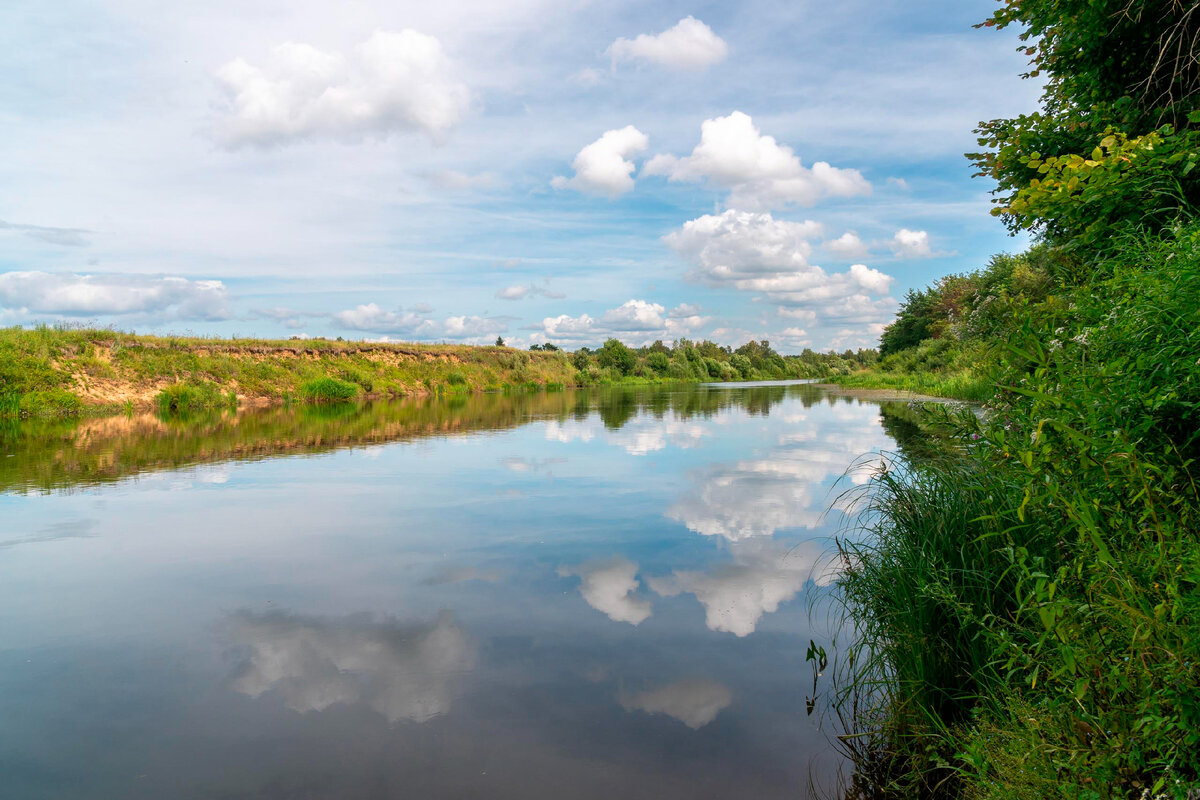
[558,557,652,625]
[648,539,830,637]
[226,609,475,723]
[618,678,733,729]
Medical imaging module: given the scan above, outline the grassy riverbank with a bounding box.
[824,367,992,403]
[0,326,872,418]
[829,3,1200,795]
[837,226,1200,798]
[0,327,581,417]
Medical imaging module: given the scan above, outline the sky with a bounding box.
[0,0,1040,351]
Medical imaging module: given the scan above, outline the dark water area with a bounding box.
[0,382,906,799]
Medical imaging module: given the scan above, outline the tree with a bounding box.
[495,336,506,347]
[879,288,942,357]
[596,338,637,375]
[646,351,670,374]
[969,0,1200,259]
[729,353,752,378]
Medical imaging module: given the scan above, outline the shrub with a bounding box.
[667,359,696,381]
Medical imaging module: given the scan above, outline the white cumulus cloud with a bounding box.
[890,228,933,257]
[0,271,230,320]
[535,299,709,346]
[642,112,870,209]
[665,209,822,282]
[213,30,470,148]
[332,302,434,334]
[495,282,566,301]
[665,210,896,337]
[826,231,870,260]
[331,302,507,343]
[552,126,649,197]
[608,17,728,72]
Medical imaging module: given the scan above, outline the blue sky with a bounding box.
[0,0,1038,350]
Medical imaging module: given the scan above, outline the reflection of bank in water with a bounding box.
[0,382,828,493]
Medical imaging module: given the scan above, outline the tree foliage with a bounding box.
[970,0,1200,258]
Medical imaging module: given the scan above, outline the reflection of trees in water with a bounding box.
[875,402,963,464]
[598,390,639,430]
[1,382,824,493]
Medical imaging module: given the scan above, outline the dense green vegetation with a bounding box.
[833,2,1200,798]
[0,326,875,418]
[830,247,1057,401]
[561,336,875,385]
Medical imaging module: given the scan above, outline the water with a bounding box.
[0,382,907,799]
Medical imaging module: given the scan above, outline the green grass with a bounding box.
[156,381,227,414]
[828,369,994,402]
[16,388,84,417]
[833,225,1200,798]
[300,377,359,402]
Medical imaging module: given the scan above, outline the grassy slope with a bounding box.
[0,327,586,416]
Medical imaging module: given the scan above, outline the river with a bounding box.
[0,381,910,799]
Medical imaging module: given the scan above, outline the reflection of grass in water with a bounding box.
[299,401,360,422]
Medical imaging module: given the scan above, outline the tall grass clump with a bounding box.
[156,381,224,414]
[300,376,358,403]
[836,225,1200,798]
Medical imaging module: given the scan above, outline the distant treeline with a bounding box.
[536,337,877,383]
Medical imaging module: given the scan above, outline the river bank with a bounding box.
[0,327,880,418]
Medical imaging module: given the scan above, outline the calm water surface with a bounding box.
[0,382,910,799]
